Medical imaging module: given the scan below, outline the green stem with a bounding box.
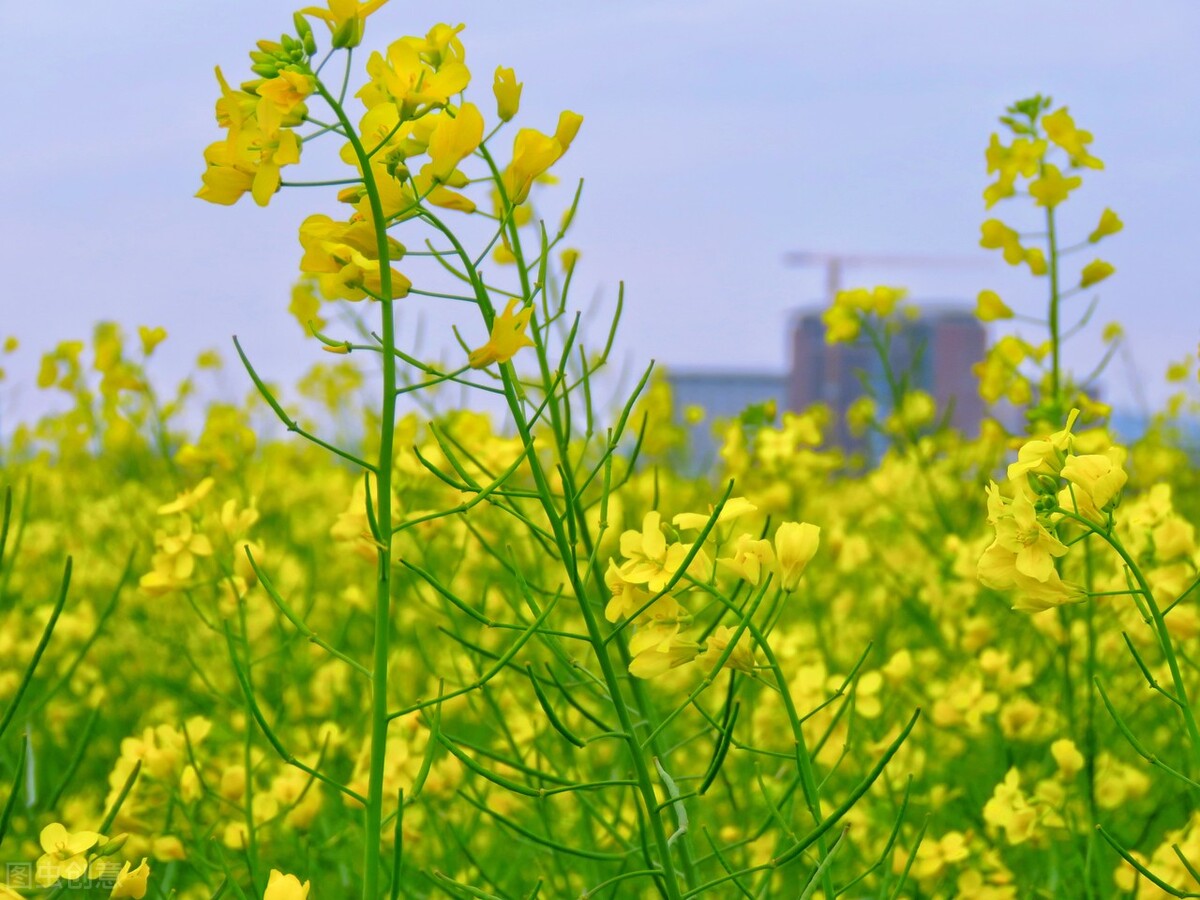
[862,321,955,534]
[1061,509,1200,773]
[1083,535,1098,894]
[415,200,688,896]
[1045,196,1062,410]
[314,76,399,900]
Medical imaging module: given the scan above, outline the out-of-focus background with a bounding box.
[1,0,1196,434]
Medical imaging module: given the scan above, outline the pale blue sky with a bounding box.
[2,0,1197,428]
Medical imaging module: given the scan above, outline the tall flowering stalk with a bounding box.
[197,7,587,894]
[193,4,915,897]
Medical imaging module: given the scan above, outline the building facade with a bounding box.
[669,303,986,457]
[787,306,986,448]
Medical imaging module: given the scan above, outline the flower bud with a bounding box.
[95,834,129,856]
[331,17,362,50]
[294,13,317,55]
[1036,474,1060,495]
[774,522,820,591]
[493,67,522,122]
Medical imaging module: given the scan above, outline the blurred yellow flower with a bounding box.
[983,769,1039,845]
[1051,739,1084,780]
[1088,207,1123,243]
[1028,164,1081,208]
[673,496,757,531]
[628,636,700,679]
[975,290,1013,322]
[1041,107,1103,169]
[137,326,167,356]
[822,302,860,344]
[110,858,151,899]
[1079,259,1114,288]
[264,869,311,900]
[979,219,1024,265]
[698,625,757,674]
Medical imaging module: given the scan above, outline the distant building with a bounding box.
[666,370,786,470]
[787,305,986,449]
[668,303,986,459]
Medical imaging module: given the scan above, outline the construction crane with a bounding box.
[783,251,986,301]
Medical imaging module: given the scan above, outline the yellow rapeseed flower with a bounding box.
[717,534,775,586]
[774,521,819,591]
[821,301,860,344]
[1051,739,1084,780]
[1079,259,1114,288]
[425,102,484,182]
[975,290,1013,322]
[493,66,522,121]
[36,823,104,887]
[299,0,389,49]
[501,111,583,205]
[1041,107,1103,170]
[1028,164,1081,208]
[1061,448,1127,513]
[979,219,1024,265]
[110,859,151,899]
[264,869,311,900]
[1088,208,1123,243]
[137,326,167,356]
[467,299,536,368]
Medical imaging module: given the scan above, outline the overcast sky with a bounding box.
[2,0,1197,430]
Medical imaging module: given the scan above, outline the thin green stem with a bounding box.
[313,76,399,900]
[1045,196,1063,410]
[1060,508,1200,773]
